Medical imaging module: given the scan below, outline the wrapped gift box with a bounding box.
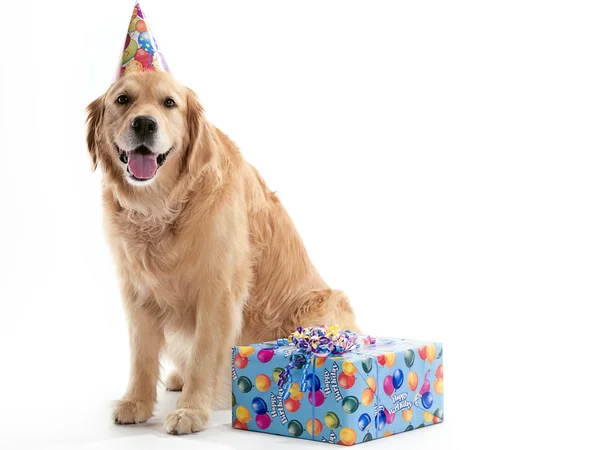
[231,335,444,445]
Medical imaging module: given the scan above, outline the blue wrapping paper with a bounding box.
[232,336,444,445]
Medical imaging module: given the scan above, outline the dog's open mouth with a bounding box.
[115,144,171,181]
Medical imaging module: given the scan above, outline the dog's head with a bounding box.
[86,72,204,187]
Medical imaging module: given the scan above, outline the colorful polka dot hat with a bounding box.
[114,2,169,81]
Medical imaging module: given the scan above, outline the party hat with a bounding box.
[114,2,169,81]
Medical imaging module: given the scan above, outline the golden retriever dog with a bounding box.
[86,71,359,434]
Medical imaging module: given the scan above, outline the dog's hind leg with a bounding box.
[163,330,192,392]
[165,370,184,391]
[292,288,360,333]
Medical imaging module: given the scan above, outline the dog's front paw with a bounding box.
[164,408,207,435]
[112,399,154,425]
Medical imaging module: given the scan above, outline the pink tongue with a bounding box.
[128,151,158,179]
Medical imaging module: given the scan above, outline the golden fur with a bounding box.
[86,72,358,434]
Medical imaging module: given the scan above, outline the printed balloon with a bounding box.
[128,16,139,33]
[402,408,413,422]
[135,19,147,33]
[419,370,431,395]
[306,418,323,436]
[385,352,396,368]
[340,427,357,446]
[257,349,274,363]
[232,393,236,407]
[433,408,444,424]
[238,346,255,357]
[383,376,394,396]
[289,382,304,401]
[255,374,271,392]
[361,357,373,373]
[234,353,248,369]
[324,411,340,429]
[424,411,433,423]
[292,353,306,370]
[362,387,374,406]
[308,390,325,407]
[122,35,138,64]
[251,397,267,415]
[288,420,303,437]
[377,354,386,366]
[422,391,434,409]
[315,356,327,368]
[338,372,356,389]
[137,31,155,54]
[434,378,444,394]
[363,433,373,442]
[134,48,153,68]
[342,396,359,414]
[366,376,376,392]
[426,344,436,363]
[236,406,251,423]
[384,407,396,424]
[375,409,386,431]
[284,398,300,413]
[305,373,321,391]
[237,376,252,393]
[418,346,427,360]
[233,418,248,430]
[383,430,392,437]
[342,360,358,376]
[405,424,414,432]
[392,368,404,390]
[358,412,371,431]
[272,367,283,383]
[125,60,143,74]
[404,349,415,368]
[436,364,443,380]
[255,413,271,430]
[408,371,418,391]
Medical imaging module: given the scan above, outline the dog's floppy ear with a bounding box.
[85,94,105,171]
[185,87,219,176]
[186,87,204,150]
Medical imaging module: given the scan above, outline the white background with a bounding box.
[0,0,598,449]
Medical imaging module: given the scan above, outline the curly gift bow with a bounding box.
[276,325,374,400]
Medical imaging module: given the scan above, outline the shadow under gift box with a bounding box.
[232,337,443,445]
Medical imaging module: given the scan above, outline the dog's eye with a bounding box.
[116,94,129,105]
[164,98,176,108]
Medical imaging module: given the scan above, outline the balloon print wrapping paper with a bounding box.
[232,337,444,445]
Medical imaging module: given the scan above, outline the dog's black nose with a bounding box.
[131,115,158,137]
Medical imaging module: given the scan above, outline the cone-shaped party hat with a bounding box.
[114,2,169,81]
